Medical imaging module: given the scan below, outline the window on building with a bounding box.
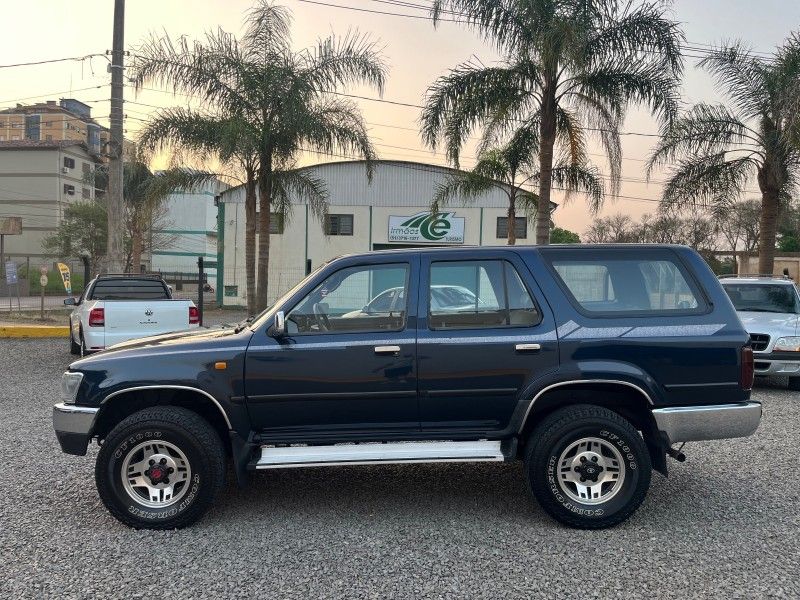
[82,162,91,177]
[254,211,285,234]
[63,184,75,196]
[63,157,75,169]
[287,263,409,334]
[82,188,91,199]
[428,260,541,329]
[45,135,53,142]
[11,135,20,141]
[269,212,284,234]
[496,216,528,239]
[325,213,354,236]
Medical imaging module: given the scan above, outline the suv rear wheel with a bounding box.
[524,404,651,529]
[95,406,226,529]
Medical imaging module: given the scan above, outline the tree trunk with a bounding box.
[536,83,557,245]
[255,158,273,311]
[758,188,780,275]
[130,213,143,274]
[507,192,517,246]
[244,170,257,315]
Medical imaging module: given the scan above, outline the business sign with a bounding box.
[0,217,22,235]
[5,261,17,285]
[388,211,465,244]
[57,263,72,295]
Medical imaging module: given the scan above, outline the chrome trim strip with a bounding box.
[652,402,761,443]
[53,402,99,435]
[101,385,233,430]
[517,379,654,433]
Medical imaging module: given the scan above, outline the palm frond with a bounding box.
[659,153,758,208]
[550,162,605,213]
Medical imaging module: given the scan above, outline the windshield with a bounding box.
[722,283,800,314]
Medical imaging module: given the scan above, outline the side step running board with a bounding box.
[253,440,504,469]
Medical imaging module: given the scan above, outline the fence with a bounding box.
[221,265,307,308]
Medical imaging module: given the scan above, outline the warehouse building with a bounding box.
[218,160,552,307]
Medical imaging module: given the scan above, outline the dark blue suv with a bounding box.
[54,245,761,529]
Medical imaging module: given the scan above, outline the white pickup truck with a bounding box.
[65,274,199,355]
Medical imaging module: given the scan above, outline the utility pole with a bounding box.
[106,0,125,273]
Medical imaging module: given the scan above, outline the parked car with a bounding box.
[341,284,487,319]
[65,274,199,355]
[719,274,800,390]
[54,246,760,530]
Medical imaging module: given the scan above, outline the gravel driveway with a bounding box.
[1,338,798,599]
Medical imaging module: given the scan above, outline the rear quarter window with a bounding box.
[543,249,706,316]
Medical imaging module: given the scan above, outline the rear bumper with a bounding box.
[53,403,99,455]
[652,402,762,444]
[753,352,800,376]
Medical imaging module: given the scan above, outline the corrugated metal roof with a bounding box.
[220,160,552,210]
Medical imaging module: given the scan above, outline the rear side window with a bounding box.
[90,279,170,300]
[545,250,704,315]
[428,260,541,329]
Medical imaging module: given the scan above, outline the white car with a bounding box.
[65,274,199,355]
[341,284,490,318]
[720,275,800,390]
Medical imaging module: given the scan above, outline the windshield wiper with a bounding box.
[234,315,255,334]
[739,307,790,313]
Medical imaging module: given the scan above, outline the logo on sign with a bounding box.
[144,309,153,316]
[388,211,465,244]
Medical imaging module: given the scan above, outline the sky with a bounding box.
[2,0,800,237]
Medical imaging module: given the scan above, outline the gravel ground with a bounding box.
[1,338,798,599]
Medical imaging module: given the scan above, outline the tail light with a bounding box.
[189,306,200,325]
[88,307,104,327]
[741,346,754,391]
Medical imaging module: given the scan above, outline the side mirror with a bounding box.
[271,310,286,337]
[63,297,76,306]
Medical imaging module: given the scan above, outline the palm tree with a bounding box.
[431,130,601,245]
[121,157,216,273]
[648,36,800,273]
[423,0,684,244]
[131,1,386,310]
[139,112,261,313]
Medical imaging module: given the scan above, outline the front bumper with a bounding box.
[53,403,99,455]
[753,352,800,376]
[652,402,762,444]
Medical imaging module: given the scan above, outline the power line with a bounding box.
[0,53,107,69]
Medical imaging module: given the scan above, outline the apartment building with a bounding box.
[0,140,101,259]
[0,98,108,154]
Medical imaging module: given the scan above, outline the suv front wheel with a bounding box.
[95,406,226,529]
[524,404,652,529]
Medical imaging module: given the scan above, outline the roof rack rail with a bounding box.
[96,272,166,279]
[718,273,792,279]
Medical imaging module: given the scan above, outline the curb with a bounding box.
[0,325,70,338]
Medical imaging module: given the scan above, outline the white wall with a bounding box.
[220,161,539,307]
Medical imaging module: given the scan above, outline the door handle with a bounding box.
[374,345,401,355]
[515,343,541,352]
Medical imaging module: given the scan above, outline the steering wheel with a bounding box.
[312,303,331,331]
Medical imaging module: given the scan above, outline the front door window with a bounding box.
[287,263,409,334]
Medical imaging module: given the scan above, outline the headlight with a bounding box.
[60,372,84,404]
[773,337,800,352]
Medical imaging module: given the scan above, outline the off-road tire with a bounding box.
[524,404,651,529]
[95,406,226,530]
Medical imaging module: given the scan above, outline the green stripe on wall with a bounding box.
[152,251,218,258]
[154,229,216,235]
